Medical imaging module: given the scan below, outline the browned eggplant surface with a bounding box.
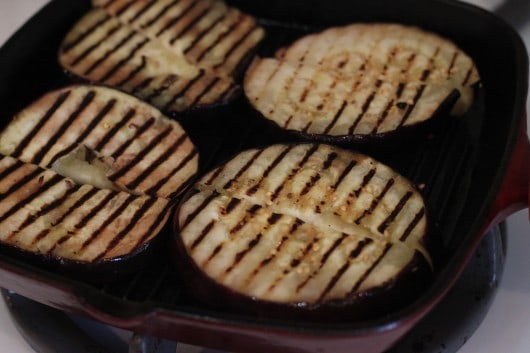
[244,23,480,141]
[59,0,265,113]
[175,144,431,316]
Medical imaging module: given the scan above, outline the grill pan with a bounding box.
[0,0,528,352]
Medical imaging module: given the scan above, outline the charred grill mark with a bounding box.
[195,12,243,63]
[84,30,137,76]
[205,243,223,264]
[223,198,241,214]
[398,84,426,127]
[99,38,149,83]
[183,13,226,54]
[145,74,178,101]
[323,100,347,134]
[347,80,382,134]
[62,14,111,53]
[156,0,199,38]
[109,125,174,181]
[11,91,71,159]
[163,70,206,111]
[447,51,459,78]
[222,150,263,190]
[190,220,214,250]
[70,24,121,67]
[169,3,212,44]
[188,76,221,107]
[134,200,173,247]
[229,204,262,234]
[94,108,136,151]
[205,165,225,185]
[377,191,413,233]
[224,232,263,275]
[267,212,282,225]
[181,190,219,228]
[291,237,319,269]
[296,232,348,293]
[116,55,147,86]
[131,77,154,94]
[371,99,395,134]
[0,158,24,180]
[1,168,43,204]
[141,0,181,30]
[93,196,159,261]
[111,117,156,159]
[128,0,157,24]
[332,160,357,190]
[300,174,320,196]
[349,243,391,295]
[32,91,96,165]
[75,191,118,230]
[355,178,395,224]
[400,207,425,241]
[125,133,188,189]
[246,146,293,196]
[115,0,137,16]
[353,168,376,198]
[1,174,63,226]
[270,144,319,201]
[213,23,260,70]
[462,65,474,86]
[318,238,373,301]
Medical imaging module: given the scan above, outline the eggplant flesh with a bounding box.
[174,144,432,318]
[244,23,480,142]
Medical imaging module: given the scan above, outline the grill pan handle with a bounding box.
[482,114,529,232]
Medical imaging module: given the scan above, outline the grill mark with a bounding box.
[182,190,219,228]
[223,198,241,214]
[115,0,137,16]
[318,238,373,301]
[224,233,262,274]
[371,99,395,134]
[188,76,221,107]
[166,168,197,199]
[0,158,24,180]
[217,81,237,102]
[229,204,262,234]
[378,191,413,233]
[322,100,347,134]
[84,30,137,76]
[99,38,149,83]
[1,174,63,226]
[1,168,42,205]
[32,91,96,165]
[205,243,224,264]
[195,12,243,63]
[131,77,153,94]
[183,12,226,54]
[355,179,395,224]
[47,98,117,166]
[270,144,319,201]
[300,174,320,196]
[291,237,319,268]
[101,0,119,8]
[156,0,199,38]
[94,108,136,151]
[93,196,159,261]
[133,200,173,247]
[223,150,263,190]
[128,0,158,24]
[110,125,173,180]
[353,168,376,198]
[347,80,382,134]
[70,24,121,67]
[62,14,111,53]
[190,220,214,249]
[462,65,474,86]
[75,191,118,230]
[447,51,459,78]
[163,70,206,111]
[296,232,348,293]
[116,55,147,86]
[349,243,392,295]
[169,2,211,44]
[332,160,357,190]
[11,91,71,159]
[145,74,178,101]
[111,117,156,159]
[125,133,188,189]
[246,146,293,196]
[141,0,181,30]
[398,84,426,127]
[400,208,425,241]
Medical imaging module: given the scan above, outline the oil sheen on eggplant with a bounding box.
[173,144,432,320]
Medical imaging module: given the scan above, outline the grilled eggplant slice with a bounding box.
[0,85,198,200]
[244,23,479,142]
[174,144,432,319]
[59,0,265,113]
[0,154,171,279]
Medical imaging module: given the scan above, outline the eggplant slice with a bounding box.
[0,154,170,263]
[59,0,265,113]
[244,23,480,141]
[175,144,431,315]
[0,85,198,200]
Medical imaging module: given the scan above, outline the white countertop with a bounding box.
[0,1,528,353]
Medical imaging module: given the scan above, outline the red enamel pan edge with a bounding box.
[0,0,528,352]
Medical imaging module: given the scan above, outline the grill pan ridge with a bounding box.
[0,1,527,353]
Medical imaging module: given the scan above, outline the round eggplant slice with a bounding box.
[174,144,432,319]
[244,23,480,142]
[59,0,265,113]
[0,154,171,280]
[0,85,198,200]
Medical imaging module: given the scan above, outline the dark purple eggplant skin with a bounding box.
[170,186,433,323]
[0,222,170,285]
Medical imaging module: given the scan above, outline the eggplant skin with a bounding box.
[171,143,433,321]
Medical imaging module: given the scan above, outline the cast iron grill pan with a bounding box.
[0,0,526,349]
